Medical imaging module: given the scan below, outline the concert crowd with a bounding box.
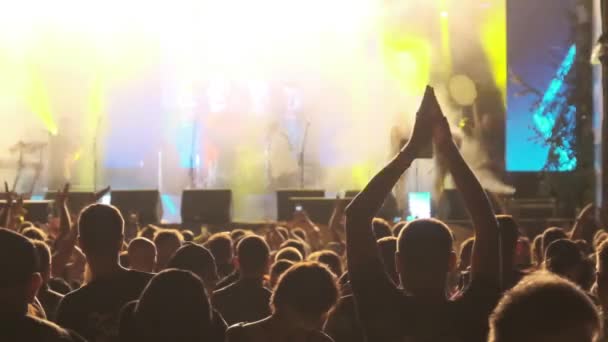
[1,87,605,342]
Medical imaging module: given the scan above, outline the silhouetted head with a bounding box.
[134,269,212,342]
[270,260,294,288]
[21,227,47,241]
[489,272,600,342]
[397,218,455,296]
[205,233,233,265]
[127,237,156,273]
[316,250,343,277]
[541,227,567,256]
[392,221,407,238]
[291,228,308,242]
[236,235,270,278]
[138,225,158,241]
[544,239,584,284]
[372,218,392,240]
[78,204,124,261]
[153,230,183,272]
[271,262,338,328]
[0,228,42,314]
[280,239,308,259]
[181,230,195,242]
[167,244,219,292]
[275,247,303,263]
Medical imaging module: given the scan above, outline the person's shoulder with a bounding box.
[310,330,334,342]
[24,315,86,342]
[225,322,252,342]
[125,269,153,282]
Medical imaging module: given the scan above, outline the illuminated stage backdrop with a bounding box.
[0,0,520,220]
[506,0,579,172]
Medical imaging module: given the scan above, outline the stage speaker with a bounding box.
[25,200,53,224]
[110,190,163,225]
[0,200,53,225]
[276,189,325,221]
[438,189,504,221]
[181,190,232,227]
[45,191,97,216]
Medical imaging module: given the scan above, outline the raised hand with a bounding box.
[406,86,435,155]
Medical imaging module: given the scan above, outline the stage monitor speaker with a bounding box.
[181,189,232,227]
[110,190,163,225]
[276,189,325,221]
[45,191,97,216]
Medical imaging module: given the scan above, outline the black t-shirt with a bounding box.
[323,295,364,342]
[118,300,227,342]
[351,259,500,342]
[212,279,272,325]
[0,314,86,342]
[56,269,152,342]
[38,286,65,322]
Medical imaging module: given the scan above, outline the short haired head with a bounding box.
[544,239,584,283]
[377,237,398,283]
[275,247,303,263]
[316,250,343,277]
[392,221,407,238]
[459,237,475,271]
[0,228,42,313]
[280,239,308,259]
[271,262,338,323]
[128,237,157,273]
[135,269,212,342]
[78,204,125,258]
[153,230,183,272]
[236,235,270,277]
[270,260,294,288]
[230,229,251,248]
[489,272,600,342]
[32,240,51,282]
[291,228,308,242]
[372,218,392,240]
[181,230,195,242]
[205,233,233,265]
[397,218,455,295]
[167,244,219,290]
[276,226,290,240]
[138,225,159,241]
[21,227,47,241]
[541,227,567,256]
